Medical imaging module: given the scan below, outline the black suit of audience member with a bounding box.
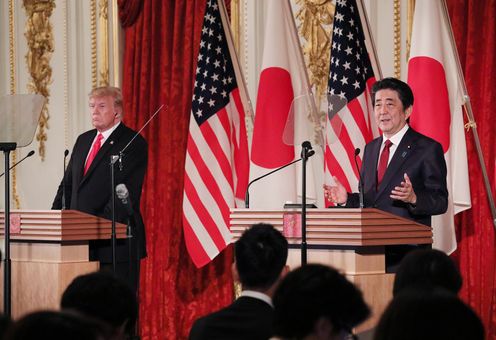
[52,86,147,291]
[60,271,138,339]
[189,224,289,340]
[273,264,370,340]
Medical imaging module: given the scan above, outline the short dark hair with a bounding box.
[5,311,112,340]
[371,77,414,109]
[235,223,288,290]
[393,248,462,296]
[374,288,484,340]
[60,271,138,336]
[273,264,370,338]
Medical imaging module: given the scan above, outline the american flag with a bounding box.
[183,0,249,268]
[324,0,379,195]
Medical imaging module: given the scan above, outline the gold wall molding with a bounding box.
[393,0,401,78]
[91,0,97,88]
[9,0,20,209]
[98,0,109,86]
[23,0,55,162]
[295,0,334,101]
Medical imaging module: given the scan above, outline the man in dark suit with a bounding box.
[189,224,289,340]
[325,77,448,265]
[52,86,148,291]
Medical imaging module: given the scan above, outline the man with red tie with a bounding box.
[324,78,448,267]
[52,86,148,290]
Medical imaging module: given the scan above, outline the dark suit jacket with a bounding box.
[189,296,274,340]
[52,123,148,262]
[347,127,448,226]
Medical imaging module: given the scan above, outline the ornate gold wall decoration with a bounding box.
[9,0,20,208]
[98,0,110,86]
[23,0,55,161]
[393,0,401,78]
[295,0,334,101]
[91,0,98,88]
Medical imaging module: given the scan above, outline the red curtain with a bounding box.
[120,1,233,338]
[447,0,496,338]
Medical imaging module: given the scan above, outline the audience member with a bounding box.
[393,248,462,296]
[273,264,370,340]
[189,223,289,340]
[373,287,484,340]
[61,271,138,339]
[4,310,112,340]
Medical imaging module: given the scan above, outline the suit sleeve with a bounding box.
[409,141,448,216]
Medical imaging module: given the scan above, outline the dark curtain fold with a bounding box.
[447,0,496,338]
[117,0,143,28]
[120,0,233,338]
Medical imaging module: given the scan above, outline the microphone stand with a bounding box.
[300,143,314,265]
[0,142,16,318]
[110,155,119,273]
[108,104,164,274]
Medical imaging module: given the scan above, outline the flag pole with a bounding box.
[441,0,496,228]
[218,0,254,124]
[284,0,324,150]
[356,0,383,80]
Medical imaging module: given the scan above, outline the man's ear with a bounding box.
[405,105,413,119]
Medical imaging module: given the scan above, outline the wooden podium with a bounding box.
[230,208,432,331]
[0,209,126,319]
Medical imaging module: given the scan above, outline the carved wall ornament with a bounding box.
[295,0,334,102]
[23,0,55,161]
[295,0,335,145]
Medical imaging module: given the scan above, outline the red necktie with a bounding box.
[377,139,392,188]
[84,133,103,175]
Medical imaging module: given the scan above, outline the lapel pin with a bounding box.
[110,140,114,145]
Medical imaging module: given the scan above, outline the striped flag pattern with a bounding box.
[182,0,249,268]
[324,0,379,196]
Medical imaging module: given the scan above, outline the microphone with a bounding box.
[62,149,69,210]
[0,150,35,178]
[245,141,315,208]
[116,183,134,216]
[301,141,315,159]
[354,148,365,208]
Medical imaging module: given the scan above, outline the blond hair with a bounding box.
[89,86,123,111]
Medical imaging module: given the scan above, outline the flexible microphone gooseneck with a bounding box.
[0,150,35,178]
[353,148,365,208]
[245,159,301,208]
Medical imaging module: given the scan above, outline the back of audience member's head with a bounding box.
[374,287,484,340]
[393,248,462,296]
[61,271,138,338]
[234,223,288,291]
[4,310,112,340]
[273,264,370,339]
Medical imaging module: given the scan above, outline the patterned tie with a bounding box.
[84,133,103,175]
[377,139,392,189]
